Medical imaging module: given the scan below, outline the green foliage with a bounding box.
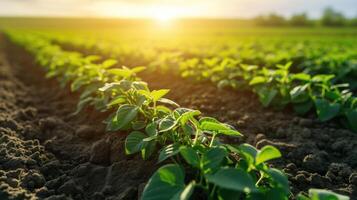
[5,29,351,200]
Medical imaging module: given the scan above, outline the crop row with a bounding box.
[4,30,350,200]
[33,31,357,132]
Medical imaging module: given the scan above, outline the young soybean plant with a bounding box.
[102,78,290,199]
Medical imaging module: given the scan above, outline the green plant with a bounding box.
[297,189,349,200]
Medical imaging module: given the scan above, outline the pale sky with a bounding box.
[0,0,356,19]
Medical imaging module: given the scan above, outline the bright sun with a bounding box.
[152,7,179,24]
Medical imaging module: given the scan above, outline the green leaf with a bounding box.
[314,98,340,122]
[309,189,349,200]
[179,146,200,168]
[142,164,185,200]
[99,82,121,92]
[257,87,278,107]
[179,181,195,200]
[290,85,310,103]
[237,144,258,166]
[112,104,139,131]
[151,89,170,102]
[293,101,313,115]
[145,122,158,136]
[345,108,357,132]
[206,168,258,193]
[201,147,227,174]
[201,121,242,136]
[142,140,156,160]
[218,129,243,137]
[157,98,180,107]
[132,66,146,73]
[73,97,93,115]
[256,145,281,165]
[107,68,133,78]
[132,121,146,130]
[249,76,266,85]
[180,110,201,126]
[102,59,117,68]
[107,96,126,107]
[218,188,241,200]
[265,168,290,194]
[125,131,147,154]
[291,73,311,82]
[199,117,220,124]
[158,144,180,163]
[159,115,177,132]
[201,121,230,132]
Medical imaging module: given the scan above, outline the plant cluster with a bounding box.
[5,30,350,200]
[34,31,357,132]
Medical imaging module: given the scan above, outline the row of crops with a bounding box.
[4,30,351,199]
[33,30,357,132]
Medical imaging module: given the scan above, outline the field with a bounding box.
[0,18,357,200]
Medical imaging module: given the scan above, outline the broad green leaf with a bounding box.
[107,96,126,107]
[206,168,258,193]
[132,81,149,90]
[132,66,146,73]
[308,189,349,200]
[156,105,172,115]
[179,146,200,168]
[157,98,180,107]
[237,144,258,166]
[257,87,278,107]
[159,115,177,132]
[291,73,311,82]
[345,108,357,132]
[249,76,266,85]
[142,140,156,160]
[132,120,146,130]
[145,122,158,136]
[293,101,313,115]
[201,147,227,174]
[179,181,195,200]
[265,168,290,194]
[102,59,117,68]
[201,121,241,136]
[199,117,220,124]
[125,131,147,154]
[98,82,123,92]
[256,145,281,165]
[142,164,185,200]
[290,85,309,103]
[180,110,201,126]
[151,89,170,102]
[314,98,340,121]
[201,121,230,132]
[219,129,243,137]
[113,104,139,131]
[158,144,180,163]
[218,188,241,200]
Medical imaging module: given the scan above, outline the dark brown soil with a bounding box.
[1,35,357,200]
[0,36,157,200]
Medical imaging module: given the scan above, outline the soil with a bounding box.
[0,36,157,200]
[1,34,357,200]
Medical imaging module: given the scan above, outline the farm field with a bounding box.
[0,18,357,200]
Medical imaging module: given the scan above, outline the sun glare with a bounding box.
[151,6,179,25]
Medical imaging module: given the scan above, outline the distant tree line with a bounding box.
[254,7,357,27]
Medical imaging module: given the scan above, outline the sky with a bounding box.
[0,0,356,19]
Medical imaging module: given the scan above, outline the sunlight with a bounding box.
[151,6,180,25]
